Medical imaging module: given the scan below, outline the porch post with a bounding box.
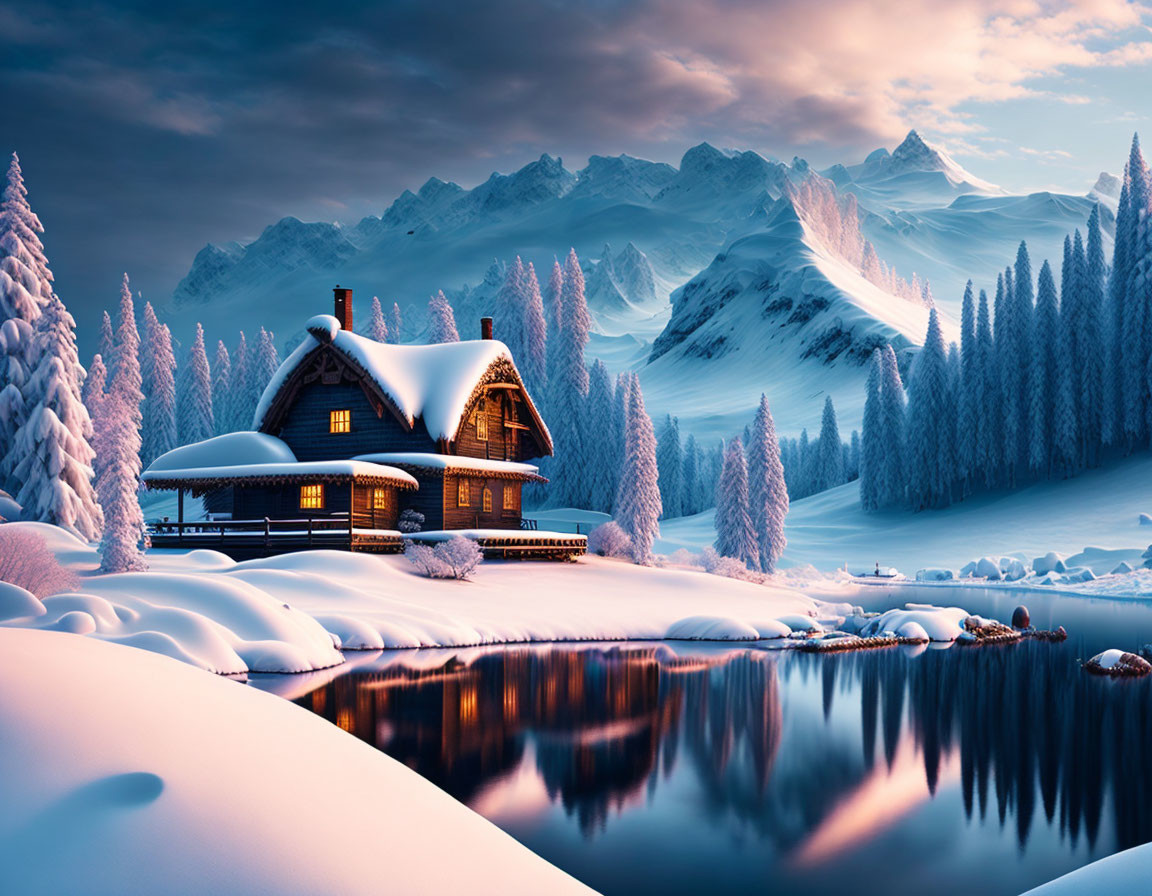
[178,488,184,523]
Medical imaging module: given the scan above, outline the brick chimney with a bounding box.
[333,285,353,331]
[480,317,493,340]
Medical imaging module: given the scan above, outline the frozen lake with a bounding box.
[252,587,1152,895]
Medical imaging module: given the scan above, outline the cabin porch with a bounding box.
[147,517,404,560]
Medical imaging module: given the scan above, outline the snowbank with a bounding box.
[858,604,972,642]
[0,628,594,895]
[1023,842,1152,894]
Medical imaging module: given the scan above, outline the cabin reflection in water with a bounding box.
[294,641,1152,856]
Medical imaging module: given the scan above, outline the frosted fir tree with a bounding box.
[178,322,214,445]
[546,258,564,335]
[427,290,459,344]
[390,302,402,344]
[211,340,231,435]
[747,394,788,573]
[713,437,758,569]
[140,303,177,465]
[1028,261,1061,475]
[879,344,906,506]
[956,282,978,494]
[905,307,954,510]
[609,373,628,501]
[1057,235,1083,470]
[548,249,591,506]
[974,289,999,487]
[812,396,845,493]
[860,349,884,511]
[1106,172,1134,447]
[497,257,526,361]
[250,328,280,419]
[228,332,251,433]
[849,430,860,480]
[366,296,389,342]
[613,374,661,564]
[0,153,53,471]
[1081,210,1106,466]
[681,433,701,516]
[1121,135,1152,445]
[98,280,147,572]
[521,262,548,392]
[583,360,617,512]
[82,353,107,427]
[9,293,102,539]
[98,310,114,365]
[656,414,683,519]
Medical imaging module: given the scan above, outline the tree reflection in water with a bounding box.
[293,639,1152,889]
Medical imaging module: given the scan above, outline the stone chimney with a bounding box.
[333,285,353,331]
[481,317,493,340]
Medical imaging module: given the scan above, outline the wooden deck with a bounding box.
[405,531,588,561]
[147,518,404,560]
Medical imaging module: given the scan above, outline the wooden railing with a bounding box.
[147,516,403,555]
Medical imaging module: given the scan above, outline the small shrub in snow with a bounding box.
[587,522,631,558]
[663,548,701,568]
[0,527,77,597]
[404,537,483,580]
[397,509,424,534]
[699,547,766,583]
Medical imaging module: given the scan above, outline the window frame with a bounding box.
[482,487,492,513]
[329,409,351,434]
[372,487,389,510]
[299,483,325,510]
[457,478,470,507]
[476,410,489,441]
[502,484,516,511]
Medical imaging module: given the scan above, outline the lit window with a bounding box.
[482,488,492,512]
[372,488,389,510]
[329,409,350,433]
[503,486,516,510]
[476,412,488,441]
[300,484,324,509]
[457,478,470,507]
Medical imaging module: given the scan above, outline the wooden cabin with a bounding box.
[142,287,582,558]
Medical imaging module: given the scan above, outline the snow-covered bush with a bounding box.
[0,526,77,597]
[699,546,766,583]
[404,537,483,580]
[397,509,424,534]
[587,521,631,558]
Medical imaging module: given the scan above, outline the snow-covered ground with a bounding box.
[1022,842,1152,894]
[0,627,595,895]
[1,522,829,674]
[659,453,1152,575]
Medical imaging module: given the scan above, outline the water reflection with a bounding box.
[288,640,1152,895]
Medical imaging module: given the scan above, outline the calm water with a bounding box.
[251,587,1152,895]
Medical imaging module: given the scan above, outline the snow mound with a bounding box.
[896,620,930,642]
[0,629,595,895]
[1084,649,1152,677]
[915,568,954,582]
[1022,842,1152,894]
[1033,552,1067,575]
[0,488,21,522]
[0,582,44,621]
[859,604,972,641]
[664,615,791,641]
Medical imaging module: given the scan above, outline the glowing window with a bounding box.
[329,409,350,433]
[457,478,470,507]
[503,486,516,510]
[300,484,324,509]
[476,412,488,441]
[482,488,492,512]
[372,488,389,510]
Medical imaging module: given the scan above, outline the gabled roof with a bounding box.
[253,315,552,452]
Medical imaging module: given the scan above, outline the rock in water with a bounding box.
[1011,605,1030,630]
[1084,650,1152,677]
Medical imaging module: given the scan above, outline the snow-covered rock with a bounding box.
[0,628,595,895]
[1060,566,1095,584]
[1084,649,1152,677]
[973,557,1002,580]
[1111,561,1135,575]
[896,620,930,642]
[1032,552,1067,575]
[664,615,792,641]
[858,604,972,642]
[915,567,954,582]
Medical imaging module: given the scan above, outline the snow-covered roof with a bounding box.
[253,315,550,449]
[146,431,297,473]
[353,452,545,481]
[143,459,418,489]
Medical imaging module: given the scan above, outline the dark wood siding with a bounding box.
[272,380,437,461]
[353,484,400,530]
[233,482,352,520]
[442,474,521,530]
[398,472,445,531]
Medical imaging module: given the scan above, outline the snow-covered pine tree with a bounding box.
[366,296,389,343]
[849,430,860,480]
[546,258,564,335]
[1009,244,1035,476]
[614,374,661,564]
[10,292,102,539]
[427,290,459,344]
[879,344,906,506]
[0,153,53,478]
[795,428,811,499]
[608,372,628,512]
[747,394,788,572]
[211,341,231,435]
[682,433,701,516]
[812,396,844,493]
[583,359,617,512]
[82,353,106,426]
[905,307,954,509]
[860,348,884,511]
[956,282,978,495]
[177,322,214,445]
[548,249,590,506]
[98,310,114,365]
[1122,135,1152,446]
[228,331,251,432]
[250,328,280,419]
[1106,172,1133,447]
[1028,260,1060,475]
[98,278,147,571]
[522,262,547,393]
[1057,235,1083,470]
[974,289,999,487]
[1082,207,1106,466]
[140,305,177,465]
[497,257,526,362]
[391,302,402,344]
[713,437,758,569]
[656,414,683,519]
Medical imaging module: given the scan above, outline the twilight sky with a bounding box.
[2,0,1151,337]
